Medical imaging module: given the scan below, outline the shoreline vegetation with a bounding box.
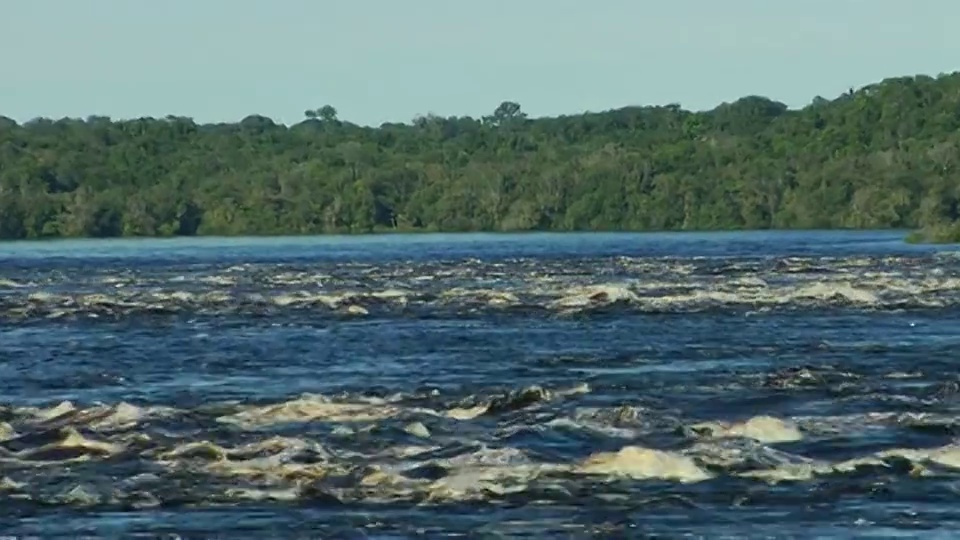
[906,222,960,244]
[2,73,960,244]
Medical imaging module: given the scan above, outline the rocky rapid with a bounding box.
[1,231,959,538]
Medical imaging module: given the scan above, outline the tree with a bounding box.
[485,101,526,126]
[318,105,338,123]
[0,72,959,240]
[304,105,338,122]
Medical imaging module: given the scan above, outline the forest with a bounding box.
[1,72,959,242]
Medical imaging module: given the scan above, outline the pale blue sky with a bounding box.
[1,0,955,126]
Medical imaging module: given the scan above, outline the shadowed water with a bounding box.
[1,231,960,538]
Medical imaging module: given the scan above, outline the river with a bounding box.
[1,230,959,538]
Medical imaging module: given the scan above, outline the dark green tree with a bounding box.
[1,72,959,241]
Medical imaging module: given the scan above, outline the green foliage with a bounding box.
[1,76,960,240]
[906,221,960,244]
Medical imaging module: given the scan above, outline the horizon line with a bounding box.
[2,71,955,129]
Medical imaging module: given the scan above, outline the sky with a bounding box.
[1,0,956,126]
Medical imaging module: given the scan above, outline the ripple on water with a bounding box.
[2,233,960,536]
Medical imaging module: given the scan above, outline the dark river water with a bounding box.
[1,231,960,539]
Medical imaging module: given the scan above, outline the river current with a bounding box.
[1,231,959,538]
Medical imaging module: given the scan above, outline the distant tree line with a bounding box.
[1,73,959,242]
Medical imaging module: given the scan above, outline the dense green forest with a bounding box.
[1,72,960,241]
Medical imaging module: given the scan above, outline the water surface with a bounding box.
[1,231,960,538]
